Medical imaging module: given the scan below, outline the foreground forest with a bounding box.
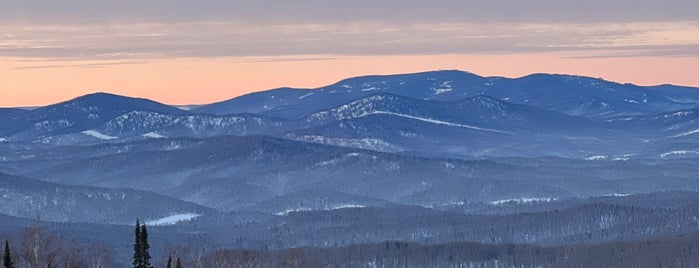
[4,223,699,267]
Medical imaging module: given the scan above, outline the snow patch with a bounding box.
[289,135,401,152]
[0,137,7,143]
[142,132,165,139]
[275,207,313,216]
[331,204,366,210]
[298,92,315,99]
[398,131,417,137]
[437,201,466,207]
[660,150,699,158]
[275,204,366,216]
[315,159,338,167]
[603,193,632,197]
[432,81,453,95]
[673,129,699,138]
[585,155,607,161]
[146,213,201,226]
[164,141,182,151]
[612,157,630,161]
[361,87,380,92]
[363,111,512,134]
[666,111,693,118]
[81,130,117,140]
[490,198,556,206]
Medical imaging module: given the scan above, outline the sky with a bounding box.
[1,0,698,107]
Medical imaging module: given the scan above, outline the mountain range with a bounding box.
[1,70,698,264]
[1,70,697,159]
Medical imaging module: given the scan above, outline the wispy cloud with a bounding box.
[13,60,148,70]
[1,21,698,60]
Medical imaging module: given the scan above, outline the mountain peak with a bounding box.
[67,92,148,104]
[48,92,186,114]
[331,69,481,85]
[6,91,189,137]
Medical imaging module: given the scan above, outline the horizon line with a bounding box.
[3,69,698,109]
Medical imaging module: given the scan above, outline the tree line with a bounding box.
[6,220,699,267]
[2,220,181,268]
[2,223,111,268]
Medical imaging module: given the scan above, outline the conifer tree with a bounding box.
[175,257,183,268]
[3,240,14,268]
[166,256,172,268]
[140,224,152,268]
[132,220,154,268]
[133,219,142,268]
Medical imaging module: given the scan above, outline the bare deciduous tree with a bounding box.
[21,225,60,268]
[86,244,112,268]
[189,246,205,268]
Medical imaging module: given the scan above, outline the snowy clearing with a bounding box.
[603,193,632,197]
[490,198,556,205]
[275,204,366,216]
[585,155,607,161]
[660,150,699,158]
[673,129,699,138]
[142,132,166,139]
[362,111,512,135]
[146,213,201,226]
[81,130,117,140]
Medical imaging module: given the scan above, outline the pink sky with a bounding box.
[2,53,698,107]
[1,1,698,107]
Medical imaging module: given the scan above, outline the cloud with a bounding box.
[1,21,698,60]
[1,0,698,24]
[13,60,149,70]
[1,1,697,61]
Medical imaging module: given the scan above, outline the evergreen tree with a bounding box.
[132,220,154,268]
[175,257,183,268]
[3,240,14,268]
[166,256,172,268]
[133,219,142,268]
[140,224,152,268]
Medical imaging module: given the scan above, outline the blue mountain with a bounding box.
[0,108,28,120]
[285,93,634,158]
[192,70,487,118]
[0,92,189,142]
[0,71,696,158]
[480,74,692,117]
[193,70,698,119]
[301,93,599,133]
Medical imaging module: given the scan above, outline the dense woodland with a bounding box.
[4,222,699,267]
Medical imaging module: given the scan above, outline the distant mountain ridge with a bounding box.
[193,70,698,119]
[0,92,189,140]
[0,70,697,159]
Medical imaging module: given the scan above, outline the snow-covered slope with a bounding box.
[0,172,211,225]
[0,92,189,142]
